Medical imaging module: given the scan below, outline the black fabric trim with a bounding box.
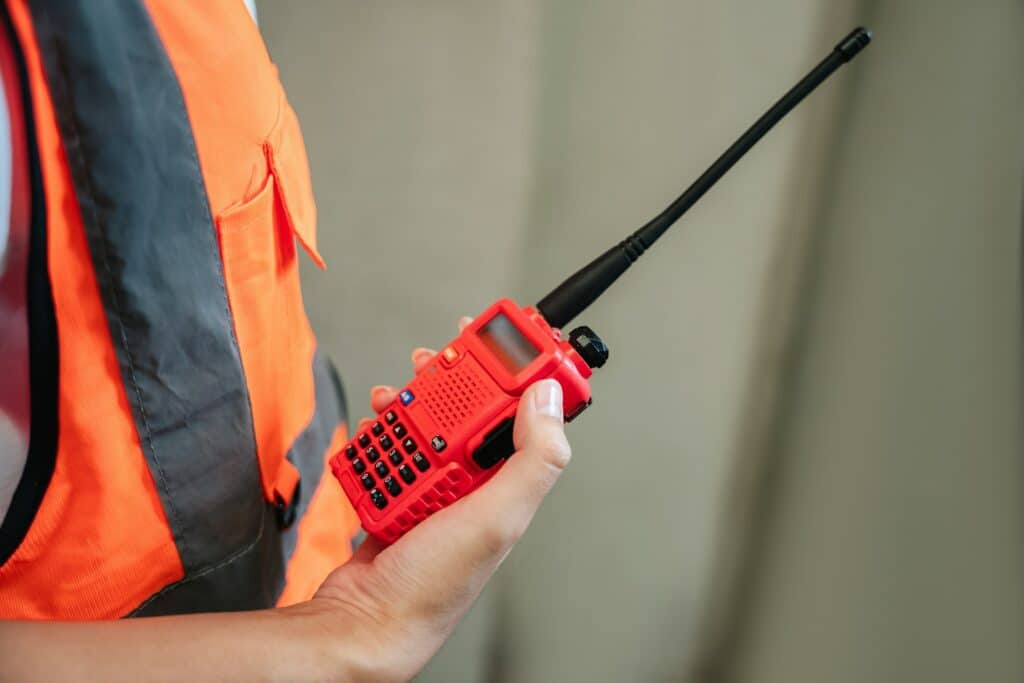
[27,0,264,574]
[0,3,57,567]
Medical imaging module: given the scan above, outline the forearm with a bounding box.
[0,378,572,683]
[0,602,360,683]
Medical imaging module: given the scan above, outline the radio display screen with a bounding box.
[477,313,540,374]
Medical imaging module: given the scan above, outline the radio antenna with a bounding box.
[537,27,872,329]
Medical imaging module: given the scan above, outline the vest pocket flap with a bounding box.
[265,99,324,269]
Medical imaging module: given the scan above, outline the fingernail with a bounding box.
[533,379,563,419]
[412,347,433,362]
[371,385,391,397]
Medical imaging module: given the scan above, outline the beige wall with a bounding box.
[487,3,862,682]
[258,1,1023,681]
[716,2,1024,681]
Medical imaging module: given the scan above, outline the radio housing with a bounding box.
[330,299,592,543]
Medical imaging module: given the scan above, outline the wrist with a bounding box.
[286,597,402,683]
[270,600,364,683]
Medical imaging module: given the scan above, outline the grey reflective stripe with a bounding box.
[29,1,263,573]
[130,501,285,616]
[28,0,350,615]
[281,350,349,563]
[131,351,348,616]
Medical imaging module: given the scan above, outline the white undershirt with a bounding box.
[0,43,23,524]
[0,0,260,526]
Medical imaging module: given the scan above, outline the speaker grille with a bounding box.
[415,361,497,432]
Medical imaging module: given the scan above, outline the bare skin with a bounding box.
[0,319,573,682]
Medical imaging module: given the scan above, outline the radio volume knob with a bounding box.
[568,326,608,369]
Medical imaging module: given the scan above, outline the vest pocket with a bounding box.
[216,97,322,510]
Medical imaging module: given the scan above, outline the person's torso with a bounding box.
[0,0,359,620]
[0,0,258,533]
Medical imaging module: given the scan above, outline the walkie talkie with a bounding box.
[330,28,872,544]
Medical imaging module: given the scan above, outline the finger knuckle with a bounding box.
[537,436,572,471]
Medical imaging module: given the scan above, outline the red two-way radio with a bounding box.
[330,28,872,544]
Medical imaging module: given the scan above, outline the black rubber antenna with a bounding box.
[537,27,872,329]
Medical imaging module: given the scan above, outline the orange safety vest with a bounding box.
[0,0,360,619]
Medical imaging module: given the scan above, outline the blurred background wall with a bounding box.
[257,1,1024,681]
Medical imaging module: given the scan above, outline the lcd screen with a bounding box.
[477,313,540,374]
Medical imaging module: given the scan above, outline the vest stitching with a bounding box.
[129,504,267,615]
[140,2,266,571]
[47,45,189,561]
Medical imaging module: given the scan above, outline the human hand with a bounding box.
[308,318,572,682]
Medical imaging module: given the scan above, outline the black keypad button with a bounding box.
[412,452,430,472]
[374,461,390,478]
[358,433,371,448]
[360,472,375,491]
[345,444,357,460]
[383,476,402,497]
[379,434,394,450]
[365,446,380,463]
[384,410,398,424]
[371,421,384,436]
[370,489,387,510]
[398,464,416,484]
[402,437,417,454]
[431,435,447,452]
[352,457,366,475]
[393,423,407,439]
[388,449,403,465]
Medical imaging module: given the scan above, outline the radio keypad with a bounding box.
[346,404,444,505]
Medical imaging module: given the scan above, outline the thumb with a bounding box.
[353,380,572,584]
[413,378,570,562]
[484,379,572,515]
[512,378,571,472]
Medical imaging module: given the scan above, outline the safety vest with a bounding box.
[0,0,360,619]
